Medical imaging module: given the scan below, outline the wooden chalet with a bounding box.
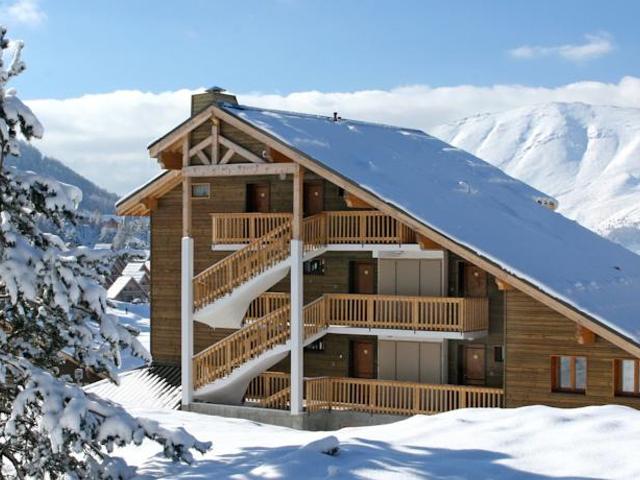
[116,89,640,427]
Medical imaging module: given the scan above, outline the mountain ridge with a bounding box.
[7,142,118,214]
[431,102,640,253]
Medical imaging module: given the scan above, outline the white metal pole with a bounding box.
[181,236,194,407]
[289,238,304,415]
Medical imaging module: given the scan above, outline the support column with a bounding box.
[181,138,194,408]
[290,166,304,415]
[181,236,194,407]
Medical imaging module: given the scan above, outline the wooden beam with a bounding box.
[182,137,192,237]
[211,104,640,359]
[159,150,182,169]
[188,136,213,159]
[219,135,265,164]
[149,107,213,158]
[219,147,234,164]
[142,197,158,212]
[495,278,514,291]
[211,117,219,164]
[183,163,298,177]
[576,325,597,345]
[292,165,303,240]
[417,234,443,251]
[195,150,209,165]
[344,192,372,209]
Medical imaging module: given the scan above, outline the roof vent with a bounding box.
[332,112,342,122]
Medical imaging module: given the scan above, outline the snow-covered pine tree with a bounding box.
[0,26,209,478]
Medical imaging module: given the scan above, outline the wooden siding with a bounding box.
[504,290,640,408]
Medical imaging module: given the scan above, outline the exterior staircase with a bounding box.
[192,297,327,404]
[192,214,327,329]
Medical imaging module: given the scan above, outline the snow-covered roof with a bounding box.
[94,243,112,250]
[122,262,147,275]
[85,364,181,410]
[107,275,146,300]
[222,103,640,346]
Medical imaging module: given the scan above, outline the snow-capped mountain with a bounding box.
[431,102,640,253]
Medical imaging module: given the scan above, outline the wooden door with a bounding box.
[304,182,324,216]
[351,260,375,294]
[463,345,486,385]
[352,340,375,379]
[463,264,487,297]
[246,183,270,213]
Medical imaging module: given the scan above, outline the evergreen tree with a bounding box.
[0,26,209,478]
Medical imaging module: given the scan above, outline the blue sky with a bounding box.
[3,0,640,194]
[6,0,639,99]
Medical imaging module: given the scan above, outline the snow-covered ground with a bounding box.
[115,405,640,479]
[108,300,150,371]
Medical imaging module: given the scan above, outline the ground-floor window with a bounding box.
[614,359,640,397]
[551,355,586,394]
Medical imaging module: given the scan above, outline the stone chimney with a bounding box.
[191,86,238,115]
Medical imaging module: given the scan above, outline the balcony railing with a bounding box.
[211,212,292,245]
[244,373,504,415]
[305,377,504,415]
[211,211,416,246]
[317,294,488,333]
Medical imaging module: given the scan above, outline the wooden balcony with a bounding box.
[314,294,489,333]
[245,373,504,415]
[305,377,504,415]
[211,211,416,246]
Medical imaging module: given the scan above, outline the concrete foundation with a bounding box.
[185,402,405,431]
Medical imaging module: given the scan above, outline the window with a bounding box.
[493,345,504,363]
[191,183,210,199]
[305,339,325,352]
[303,258,325,275]
[551,355,587,394]
[614,359,640,397]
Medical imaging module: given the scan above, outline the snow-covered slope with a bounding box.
[117,405,640,479]
[431,102,640,253]
[7,141,118,214]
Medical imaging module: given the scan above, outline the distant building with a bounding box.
[107,275,148,303]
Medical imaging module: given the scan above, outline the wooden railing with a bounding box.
[193,221,292,311]
[211,213,292,245]
[193,301,327,390]
[322,294,488,332]
[244,371,290,402]
[305,377,503,415]
[325,211,415,244]
[210,211,416,247]
[258,386,290,410]
[245,292,290,323]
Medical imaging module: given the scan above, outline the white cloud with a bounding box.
[509,33,613,62]
[24,76,640,195]
[1,0,46,27]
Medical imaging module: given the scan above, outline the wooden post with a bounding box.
[292,165,303,240]
[211,117,219,164]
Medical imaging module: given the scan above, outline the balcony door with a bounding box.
[350,260,375,294]
[378,259,442,296]
[304,181,324,216]
[351,340,375,379]
[463,345,486,385]
[246,183,270,213]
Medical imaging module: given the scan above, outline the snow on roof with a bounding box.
[107,275,145,299]
[94,243,112,250]
[85,365,181,410]
[224,103,640,345]
[122,262,147,275]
